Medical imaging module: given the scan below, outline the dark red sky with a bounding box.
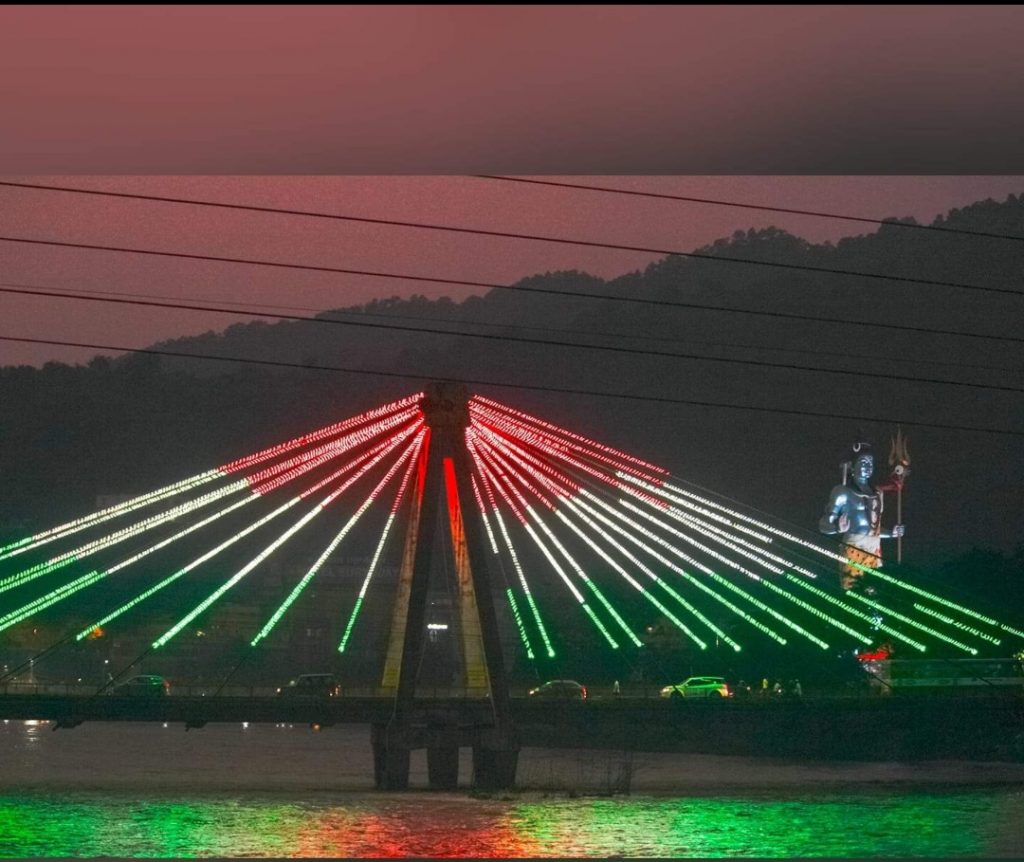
[3,6,1024,173]
[3,7,1024,366]
[1,175,1023,367]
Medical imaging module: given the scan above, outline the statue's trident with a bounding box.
[887,427,911,563]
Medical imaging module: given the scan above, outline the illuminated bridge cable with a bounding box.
[568,493,764,650]
[467,468,535,660]
[0,414,420,605]
[477,446,622,650]
[621,498,870,644]
[472,424,734,647]
[471,397,666,482]
[0,480,254,596]
[0,571,104,633]
[75,425,421,641]
[846,593,979,655]
[333,451,423,653]
[254,431,425,648]
[468,438,552,658]
[482,438,708,650]
[0,471,225,562]
[0,495,256,630]
[153,425,420,649]
[652,475,1013,632]
[912,604,1002,646]
[470,474,500,555]
[477,438,646,648]
[475,414,865,647]
[0,395,421,562]
[620,499,815,647]
[485,443,642,647]
[782,575,927,652]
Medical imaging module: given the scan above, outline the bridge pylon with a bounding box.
[373,382,518,791]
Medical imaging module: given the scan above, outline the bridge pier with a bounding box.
[370,721,519,791]
[426,744,460,791]
[371,723,411,791]
[471,744,519,791]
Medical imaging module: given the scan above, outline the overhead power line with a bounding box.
[5,280,1015,376]
[0,181,1022,298]
[1,334,1021,438]
[0,235,1020,347]
[3,284,1021,396]
[472,176,1024,244]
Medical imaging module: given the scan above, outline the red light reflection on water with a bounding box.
[291,804,545,858]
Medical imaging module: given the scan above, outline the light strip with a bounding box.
[476,445,621,649]
[912,604,1001,645]
[783,574,926,652]
[847,593,978,654]
[335,434,425,651]
[471,396,667,478]
[1,394,421,561]
[255,431,424,648]
[467,437,554,657]
[152,428,417,650]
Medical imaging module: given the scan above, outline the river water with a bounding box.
[2,721,1023,857]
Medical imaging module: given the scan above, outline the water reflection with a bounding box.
[0,790,1020,857]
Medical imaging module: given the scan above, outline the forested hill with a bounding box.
[2,193,1023,578]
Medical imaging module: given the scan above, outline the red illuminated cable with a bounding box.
[469,423,580,496]
[471,402,662,485]
[471,395,667,478]
[247,412,421,494]
[219,393,422,474]
[242,408,418,487]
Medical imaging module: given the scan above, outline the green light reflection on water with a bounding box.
[507,791,1007,858]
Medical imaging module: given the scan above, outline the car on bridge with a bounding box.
[110,675,171,697]
[275,674,341,698]
[527,680,587,701]
[660,676,731,699]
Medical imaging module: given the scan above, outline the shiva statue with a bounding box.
[818,441,905,590]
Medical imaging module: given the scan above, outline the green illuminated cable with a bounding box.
[479,440,643,649]
[526,504,641,647]
[493,508,555,658]
[619,499,830,649]
[333,436,424,651]
[569,494,751,650]
[0,571,103,633]
[847,593,978,655]
[472,431,726,650]
[783,574,926,652]
[74,497,304,641]
[3,496,258,633]
[560,496,731,648]
[580,603,620,649]
[632,495,870,644]
[912,603,1002,645]
[0,470,226,561]
[505,588,535,659]
[477,437,628,651]
[468,440,554,657]
[154,505,325,648]
[156,430,419,650]
[0,480,250,595]
[552,507,707,650]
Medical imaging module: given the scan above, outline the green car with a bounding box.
[660,676,731,699]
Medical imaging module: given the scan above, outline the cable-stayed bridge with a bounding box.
[1,383,1021,789]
